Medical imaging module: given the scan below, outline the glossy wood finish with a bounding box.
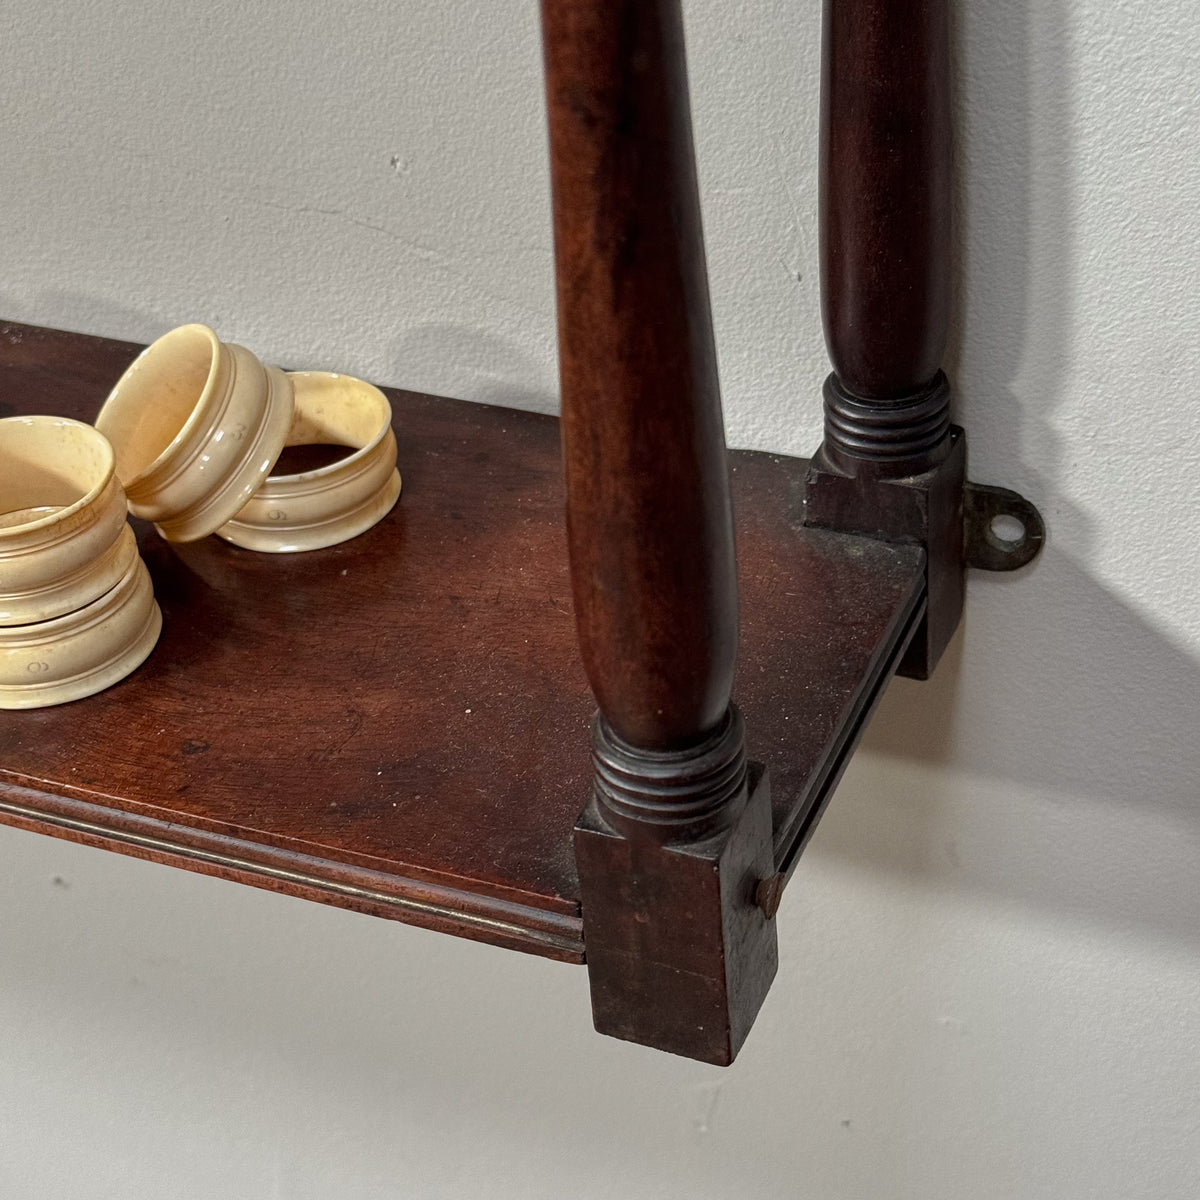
[0,323,923,964]
[811,0,962,681]
[543,0,782,1062]
[820,0,951,400]
[542,0,737,752]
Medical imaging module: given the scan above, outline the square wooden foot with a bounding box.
[574,766,778,1065]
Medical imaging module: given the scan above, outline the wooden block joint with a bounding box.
[575,708,778,1065]
[806,374,966,678]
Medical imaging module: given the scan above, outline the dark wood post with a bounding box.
[806,0,965,676]
[821,0,951,401]
[541,0,778,1063]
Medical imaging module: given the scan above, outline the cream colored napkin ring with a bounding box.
[95,323,295,543]
[0,416,136,625]
[0,552,161,710]
[215,371,401,553]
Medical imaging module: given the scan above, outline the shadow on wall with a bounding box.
[0,291,164,351]
[949,0,1076,537]
[867,545,1200,821]
[390,324,558,415]
[0,302,562,420]
[855,542,1200,947]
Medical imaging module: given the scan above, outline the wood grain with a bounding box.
[820,0,951,400]
[543,0,737,752]
[0,322,923,960]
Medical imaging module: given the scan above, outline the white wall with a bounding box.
[2,1,1198,1196]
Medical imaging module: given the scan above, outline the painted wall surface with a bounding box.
[1,2,1198,1197]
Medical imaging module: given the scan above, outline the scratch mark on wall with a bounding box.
[690,1081,723,1135]
[225,192,547,322]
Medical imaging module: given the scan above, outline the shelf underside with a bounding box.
[0,323,924,961]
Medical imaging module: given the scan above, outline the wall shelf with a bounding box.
[0,0,1049,1066]
[0,322,925,964]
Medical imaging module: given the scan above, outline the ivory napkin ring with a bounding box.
[0,416,135,625]
[0,552,162,710]
[216,371,401,553]
[95,323,295,543]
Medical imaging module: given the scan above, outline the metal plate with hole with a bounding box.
[964,482,1045,571]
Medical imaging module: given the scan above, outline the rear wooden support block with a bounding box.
[806,373,966,678]
[575,709,777,1065]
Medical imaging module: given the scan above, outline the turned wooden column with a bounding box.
[542,0,777,1064]
[807,0,965,676]
[543,0,736,752]
[821,0,951,404]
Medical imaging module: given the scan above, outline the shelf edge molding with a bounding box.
[0,784,586,960]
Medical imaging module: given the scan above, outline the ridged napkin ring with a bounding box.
[95,323,295,543]
[216,371,401,553]
[0,553,162,709]
[0,416,135,625]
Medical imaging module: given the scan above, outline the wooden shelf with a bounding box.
[0,323,924,962]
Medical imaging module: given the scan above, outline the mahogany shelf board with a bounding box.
[0,322,924,961]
